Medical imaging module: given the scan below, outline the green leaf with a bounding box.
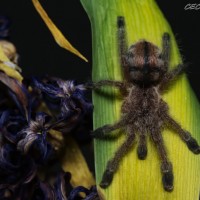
[81,0,200,199]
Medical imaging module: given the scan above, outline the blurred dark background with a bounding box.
[0,0,200,99]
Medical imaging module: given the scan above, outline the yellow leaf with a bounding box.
[0,45,23,82]
[81,0,200,199]
[61,135,95,188]
[32,0,88,62]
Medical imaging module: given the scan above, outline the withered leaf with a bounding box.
[0,71,29,120]
[32,0,88,62]
[0,45,23,82]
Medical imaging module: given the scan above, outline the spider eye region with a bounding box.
[128,64,160,74]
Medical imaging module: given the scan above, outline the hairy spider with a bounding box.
[90,16,200,192]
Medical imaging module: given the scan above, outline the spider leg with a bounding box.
[92,121,124,139]
[137,133,147,160]
[167,64,185,79]
[159,64,185,91]
[92,114,131,139]
[163,113,200,154]
[162,32,171,69]
[160,33,186,90]
[86,80,124,90]
[150,128,174,192]
[100,127,135,188]
[117,16,128,68]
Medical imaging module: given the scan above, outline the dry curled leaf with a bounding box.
[0,71,28,119]
[32,0,88,62]
[0,45,22,82]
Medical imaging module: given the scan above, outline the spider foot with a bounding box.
[100,169,114,189]
[84,82,94,89]
[163,32,170,41]
[90,130,97,138]
[185,137,200,154]
[91,125,109,139]
[91,129,104,139]
[117,16,124,28]
[137,145,147,160]
[90,129,103,138]
[161,162,174,192]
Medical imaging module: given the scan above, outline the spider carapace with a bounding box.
[90,16,200,192]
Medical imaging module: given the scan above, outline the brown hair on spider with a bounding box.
[125,40,165,86]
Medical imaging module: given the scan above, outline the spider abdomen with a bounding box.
[122,86,160,113]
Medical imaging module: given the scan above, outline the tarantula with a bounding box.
[90,16,200,192]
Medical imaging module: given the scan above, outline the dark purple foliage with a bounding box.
[31,171,70,200]
[0,73,96,199]
[17,112,53,163]
[0,110,26,143]
[68,186,99,200]
[32,77,93,134]
[0,15,97,199]
[0,144,37,199]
